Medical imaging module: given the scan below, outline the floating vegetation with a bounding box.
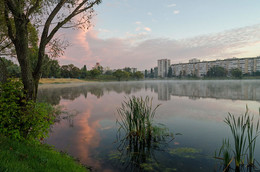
[215,106,260,171]
[169,147,201,159]
[140,163,154,171]
[114,96,176,171]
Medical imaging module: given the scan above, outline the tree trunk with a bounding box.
[14,15,36,101]
[0,58,8,83]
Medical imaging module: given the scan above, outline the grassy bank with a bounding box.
[0,135,88,172]
[39,78,86,84]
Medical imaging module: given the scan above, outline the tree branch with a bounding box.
[4,0,19,17]
[26,0,41,17]
[40,0,67,45]
[46,0,99,43]
[34,0,101,78]
[3,2,16,44]
[34,0,67,77]
[0,42,12,52]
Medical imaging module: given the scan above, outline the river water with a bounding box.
[38,80,260,172]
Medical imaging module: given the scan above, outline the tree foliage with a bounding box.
[113,70,130,81]
[168,67,173,78]
[231,68,242,78]
[2,0,102,100]
[80,65,87,78]
[0,79,55,141]
[60,64,81,78]
[133,71,144,80]
[0,57,20,78]
[89,68,101,79]
[207,66,227,77]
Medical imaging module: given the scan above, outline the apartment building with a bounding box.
[171,57,260,77]
[158,59,171,77]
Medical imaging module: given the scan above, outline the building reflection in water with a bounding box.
[37,80,260,171]
[38,80,260,105]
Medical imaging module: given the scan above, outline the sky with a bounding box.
[59,0,260,70]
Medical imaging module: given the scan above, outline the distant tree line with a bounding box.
[0,57,144,81]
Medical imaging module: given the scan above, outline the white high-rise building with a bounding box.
[158,59,171,77]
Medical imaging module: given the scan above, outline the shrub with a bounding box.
[0,79,56,142]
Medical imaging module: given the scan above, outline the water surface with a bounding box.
[38,80,260,171]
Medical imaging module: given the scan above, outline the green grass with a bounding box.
[0,135,88,172]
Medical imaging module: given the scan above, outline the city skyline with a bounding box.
[58,1,260,70]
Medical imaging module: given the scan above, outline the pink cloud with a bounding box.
[59,24,260,70]
[144,27,152,32]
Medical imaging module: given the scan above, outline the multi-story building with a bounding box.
[92,62,101,70]
[171,57,260,77]
[158,59,171,77]
[189,58,200,63]
[130,68,137,73]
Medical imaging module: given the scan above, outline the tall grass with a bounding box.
[117,96,161,141]
[116,96,175,171]
[224,110,248,168]
[215,139,233,170]
[246,108,260,166]
[223,106,260,169]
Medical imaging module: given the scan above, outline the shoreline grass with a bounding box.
[39,77,260,85]
[0,135,88,172]
[39,78,86,84]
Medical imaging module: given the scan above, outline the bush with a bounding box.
[231,68,242,78]
[0,79,55,142]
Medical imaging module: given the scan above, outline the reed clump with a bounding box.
[117,96,163,141]
[116,96,175,171]
[216,106,260,171]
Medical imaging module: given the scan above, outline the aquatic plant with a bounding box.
[224,110,248,168]
[215,139,233,170]
[117,96,161,141]
[170,147,201,159]
[115,96,175,171]
[220,106,260,170]
[246,108,260,167]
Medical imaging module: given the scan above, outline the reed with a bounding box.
[246,108,260,167]
[223,106,260,169]
[215,139,233,169]
[116,96,175,171]
[117,96,161,141]
[224,110,248,168]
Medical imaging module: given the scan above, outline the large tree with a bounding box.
[207,66,227,77]
[2,0,101,100]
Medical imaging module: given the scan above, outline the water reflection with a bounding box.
[38,80,260,105]
[111,134,170,172]
[38,80,260,171]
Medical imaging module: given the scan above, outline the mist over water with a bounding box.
[38,80,260,171]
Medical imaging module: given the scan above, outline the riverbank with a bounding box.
[0,135,88,172]
[39,78,86,84]
[39,76,260,84]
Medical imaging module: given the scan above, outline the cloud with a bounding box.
[167,3,176,7]
[135,21,142,25]
[61,24,260,70]
[147,12,152,16]
[144,27,151,32]
[174,10,180,14]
